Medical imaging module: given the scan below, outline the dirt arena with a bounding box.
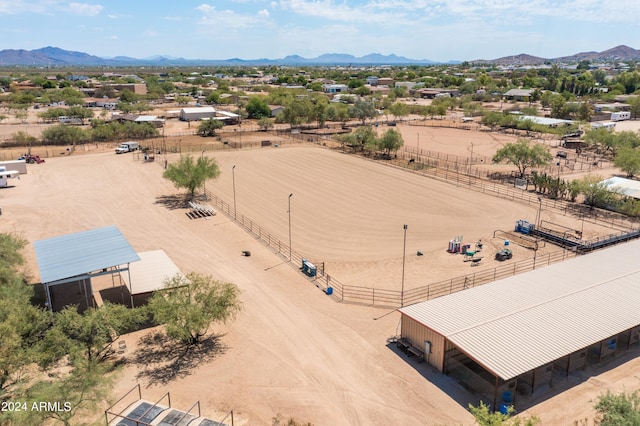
[1,127,640,424]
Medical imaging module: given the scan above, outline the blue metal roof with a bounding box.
[33,226,140,284]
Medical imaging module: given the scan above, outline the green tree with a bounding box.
[279,98,313,129]
[629,96,640,120]
[614,146,640,178]
[469,401,540,426]
[118,89,139,103]
[389,102,410,121]
[175,95,192,106]
[163,154,221,200]
[258,117,274,131]
[492,139,553,178]
[377,128,404,156]
[11,363,114,426]
[40,303,146,367]
[349,100,377,125]
[197,119,224,137]
[41,125,88,146]
[594,390,640,426]
[67,105,94,124]
[577,175,619,208]
[245,96,271,119]
[0,234,50,399]
[148,273,241,346]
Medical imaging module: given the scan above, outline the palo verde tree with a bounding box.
[9,362,114,426]
[492,138,553,178]
[196,118,224,136]
[469,401,540,426]
[163,154,221,200]
[0,234,50,401]
[592,389,640,426]
[148,273,241,347]
[614,146,640,178]
[39,302,147,368]
[377,128,404,156]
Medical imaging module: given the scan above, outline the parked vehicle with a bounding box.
[115,142,139,154]
[611,111,631,121]
[495,249,513,261]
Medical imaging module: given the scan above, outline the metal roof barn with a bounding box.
[399,239,640,410]
[33,226,140,312]
[34,225,139,284]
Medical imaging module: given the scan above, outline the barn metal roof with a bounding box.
[127,250,183,295]
[399,239,640,381]
[602,176,640,200]
[33,226,140,284]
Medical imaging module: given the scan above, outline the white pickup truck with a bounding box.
[115,142,139,154]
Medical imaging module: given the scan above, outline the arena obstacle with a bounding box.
[187,202,216,219]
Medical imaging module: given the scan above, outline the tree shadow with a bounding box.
[132,331,228,385]
[154,194,188,211]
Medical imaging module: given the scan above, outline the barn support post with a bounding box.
[45,283,54,320]
[493,375,499,412]
[127,262,134,308]
[531,368,536,394]
[83,278,90,310]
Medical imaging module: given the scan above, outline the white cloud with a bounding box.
[163,16,182,21]
[276,0,402,23]
[67,2,103,16]
[196,4,271,29]
[144,29,159,37]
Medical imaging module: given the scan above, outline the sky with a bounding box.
[1,0,640,62]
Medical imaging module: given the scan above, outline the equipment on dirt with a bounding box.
[17,154,45,164]
[495,248,513,261]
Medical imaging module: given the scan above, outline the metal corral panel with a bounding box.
[126,250,184,295]
[33,226,140,284]
[399,239,640,381]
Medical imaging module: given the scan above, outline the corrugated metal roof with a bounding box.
[400,240,640,380]
[602,176,640,200]
[127,250,183,294]
[33,226,140,284]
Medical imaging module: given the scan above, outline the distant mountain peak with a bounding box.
[0,45,638,67]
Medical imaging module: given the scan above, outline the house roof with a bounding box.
[399,239,640,381]
[181,106,216,114]
[503,88,535,97]
[33,226,140,284]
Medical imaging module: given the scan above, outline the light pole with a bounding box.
[535,196,542,228]
[232,165,237,219]
[288,193,293,261]
[469,142,474,174]
[417,133,420,154]
[401,224,408,307]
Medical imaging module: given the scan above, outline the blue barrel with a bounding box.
[326,287,333,295]
[504,240,510,246]
[502,391,513,403]
[499,403,510,415]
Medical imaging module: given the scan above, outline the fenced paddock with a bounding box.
[194,146,633,307]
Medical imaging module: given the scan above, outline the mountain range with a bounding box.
[0,45,639,67]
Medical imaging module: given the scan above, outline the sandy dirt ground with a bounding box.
[1,123,639,424]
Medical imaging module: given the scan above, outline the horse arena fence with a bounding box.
[185,129,640,309]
